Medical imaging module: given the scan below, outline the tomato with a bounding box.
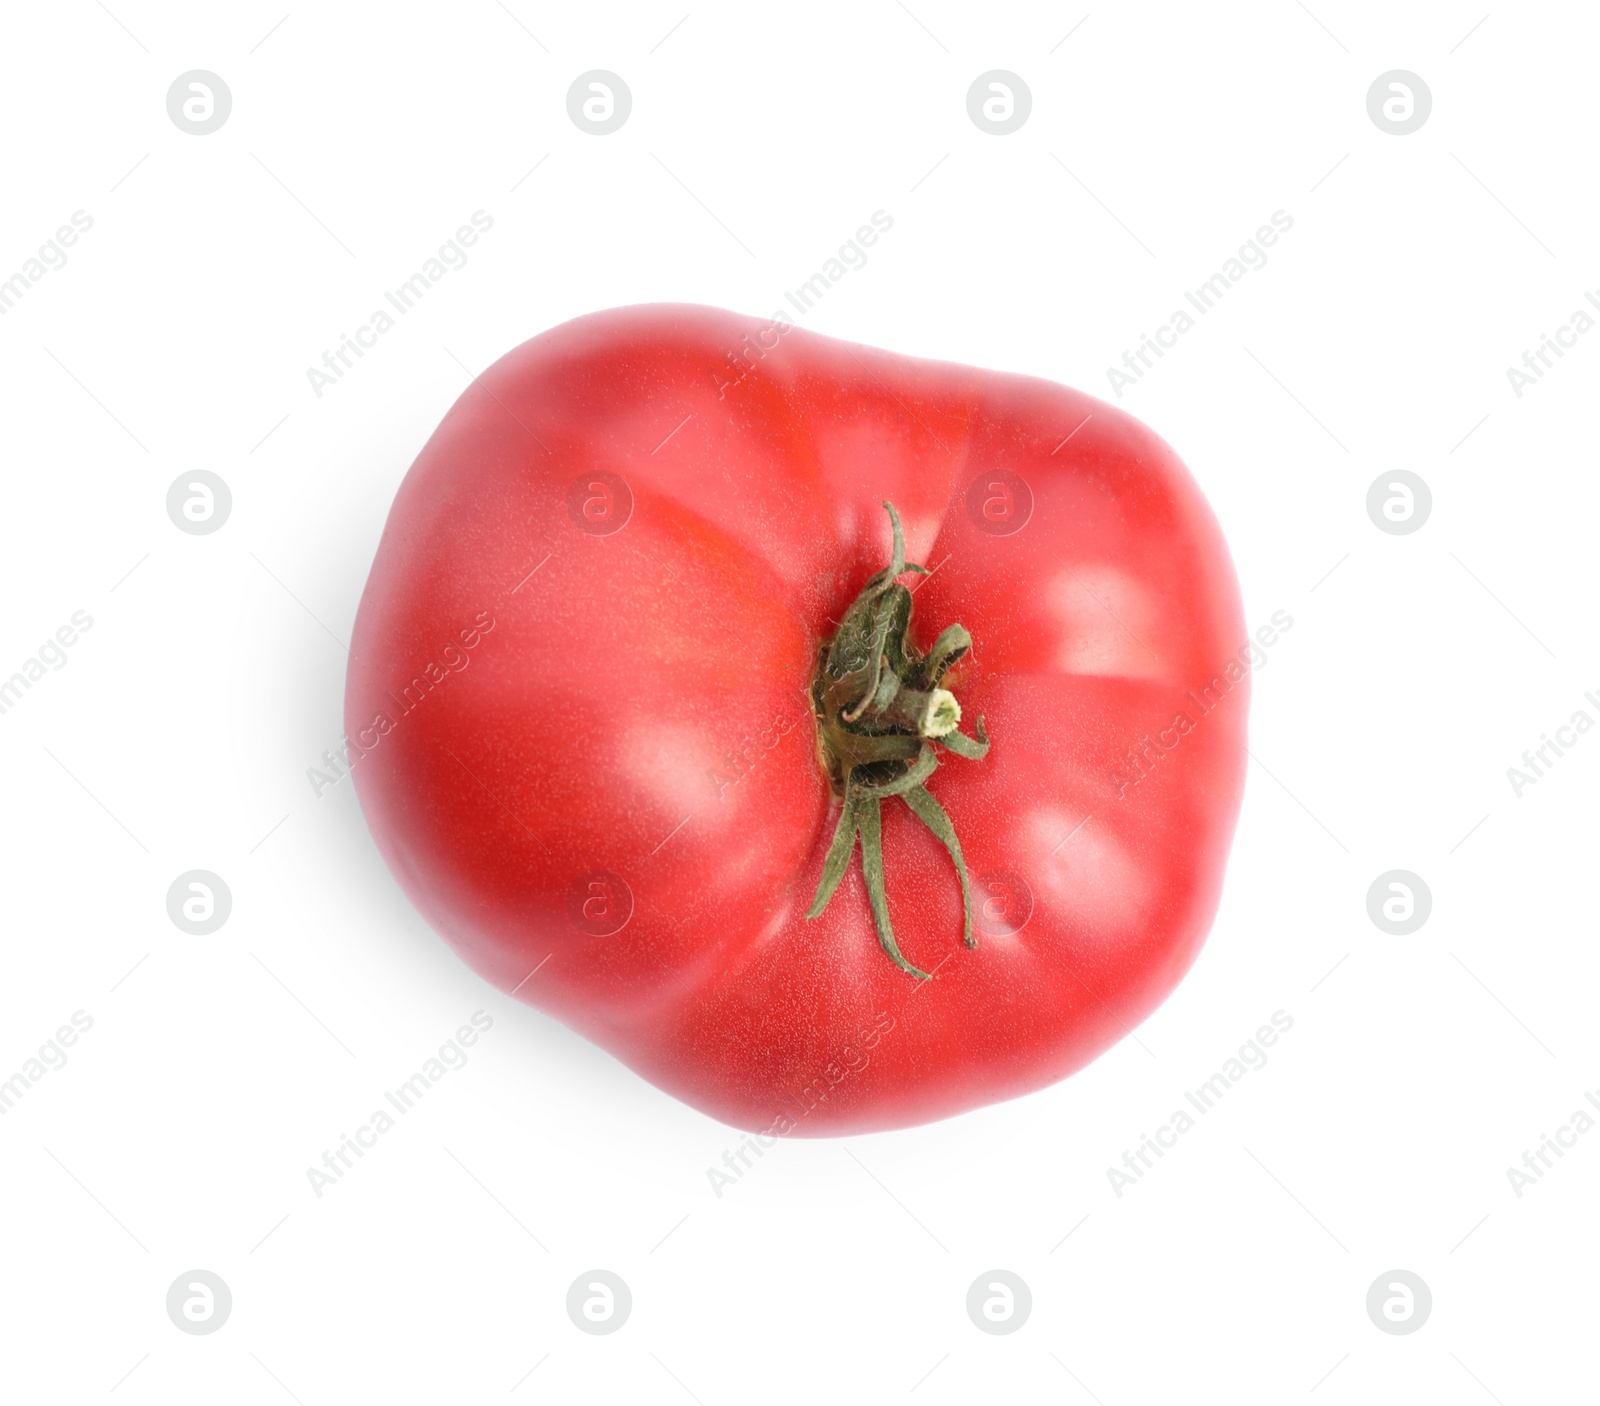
[346,304,1248,1135]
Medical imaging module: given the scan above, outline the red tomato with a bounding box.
[347,305,1248,1135]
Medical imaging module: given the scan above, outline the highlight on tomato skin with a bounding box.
[346,303,1249,1136]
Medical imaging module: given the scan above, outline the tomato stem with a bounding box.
[806,502,991,978]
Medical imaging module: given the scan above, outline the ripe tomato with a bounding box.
[347,305,1248,1135]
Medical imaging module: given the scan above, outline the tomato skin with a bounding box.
[347,305,1248,1135]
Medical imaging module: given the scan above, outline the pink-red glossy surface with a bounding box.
[347,305,1248,1134]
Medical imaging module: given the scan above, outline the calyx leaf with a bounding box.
[807,502,992,978]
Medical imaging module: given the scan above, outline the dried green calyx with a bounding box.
[806,502,992,979]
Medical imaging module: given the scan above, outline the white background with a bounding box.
[2,1,1596,1400]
